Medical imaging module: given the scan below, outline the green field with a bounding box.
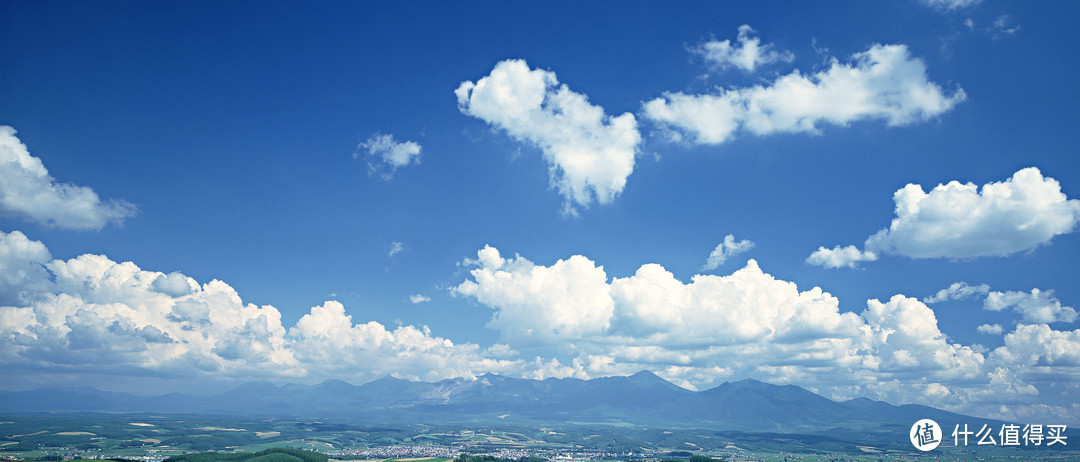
[2,414,1077,462]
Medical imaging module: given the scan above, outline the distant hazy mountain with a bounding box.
[0,371,998,435]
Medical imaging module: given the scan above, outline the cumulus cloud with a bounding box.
[451,246,1049,411]
[644,44,965,145]
[450,245,1080,421]
[702,234,754,270]
[409,294,431,304]
[806,245,878,269]
[811,168,1080,266]
[456,59,642,215]
[985,289,1077,324]
[0,126,136,230]
[994,324,1080,367]
[692,25,793,73]
[866,167,1079,258]
[451,245,614,343]
[0,230,522,385]
[356,132,422,179]
[0,230,53,306]
[923,281,990,303]
[3,229,1077,423]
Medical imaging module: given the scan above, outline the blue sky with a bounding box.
[2,0,1079,424]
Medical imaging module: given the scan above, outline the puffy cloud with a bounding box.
[644,44,965,144]
[456,59,642,215]
[812,168,1080,266]
[702,234,754,270]
[409,294,431,304]
[994,324,1080,367]
[608,259,867,347]
[451,245,1080,420]
[451,245,614,343]
[0,230,523,385]
[691,25,793,73]
[356,132,422,179]
[806,245,878,269]
[0,126,136,230]
[923,0,982,10]
[288,301,519,382]
[861,295,984,378]
[0,230,53,306]
[977,324,1003,335]
[452,246,1007,409]
[985,288,1077,324]
[865,168,1079,259]
[923,281,990,303]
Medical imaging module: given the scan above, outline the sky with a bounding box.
[1,0,1079,425]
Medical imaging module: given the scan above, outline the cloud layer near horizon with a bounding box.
[2,231,1078,422]
[450,245,1080,421]
[0,230,523,386]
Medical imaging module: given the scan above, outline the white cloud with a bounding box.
[450,245,1080,421]
[356,132,422,179]
[994,324,1080,367]
[924,281,990,303]
[3,230,1077,423]
[702,234,754,270]
[977,324,1003,335]
[388,241,404,257]
[812,168,1080,265]
[0,230,524,385]
[0,230,53,306]
[924,282,1076,325]
[991,15,1021,37]
[451,245,614,343]
[806,245,877,268]
[985,288,1077,324]
[0,126,136,230]
[923,0,982,11]
[692,25,793,73]
[644,44,965,145]
[450,246,1011,409]
[409,294,431,304]
[456,59,642,215]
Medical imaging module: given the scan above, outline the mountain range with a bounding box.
[0,371,998,436]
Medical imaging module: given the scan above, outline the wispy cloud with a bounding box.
[388,241,404,257]
[923,281,990,303]
[922,0,982,11]
[0,126,136,230]
[702,234,754,270]
[356,132,422,179]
